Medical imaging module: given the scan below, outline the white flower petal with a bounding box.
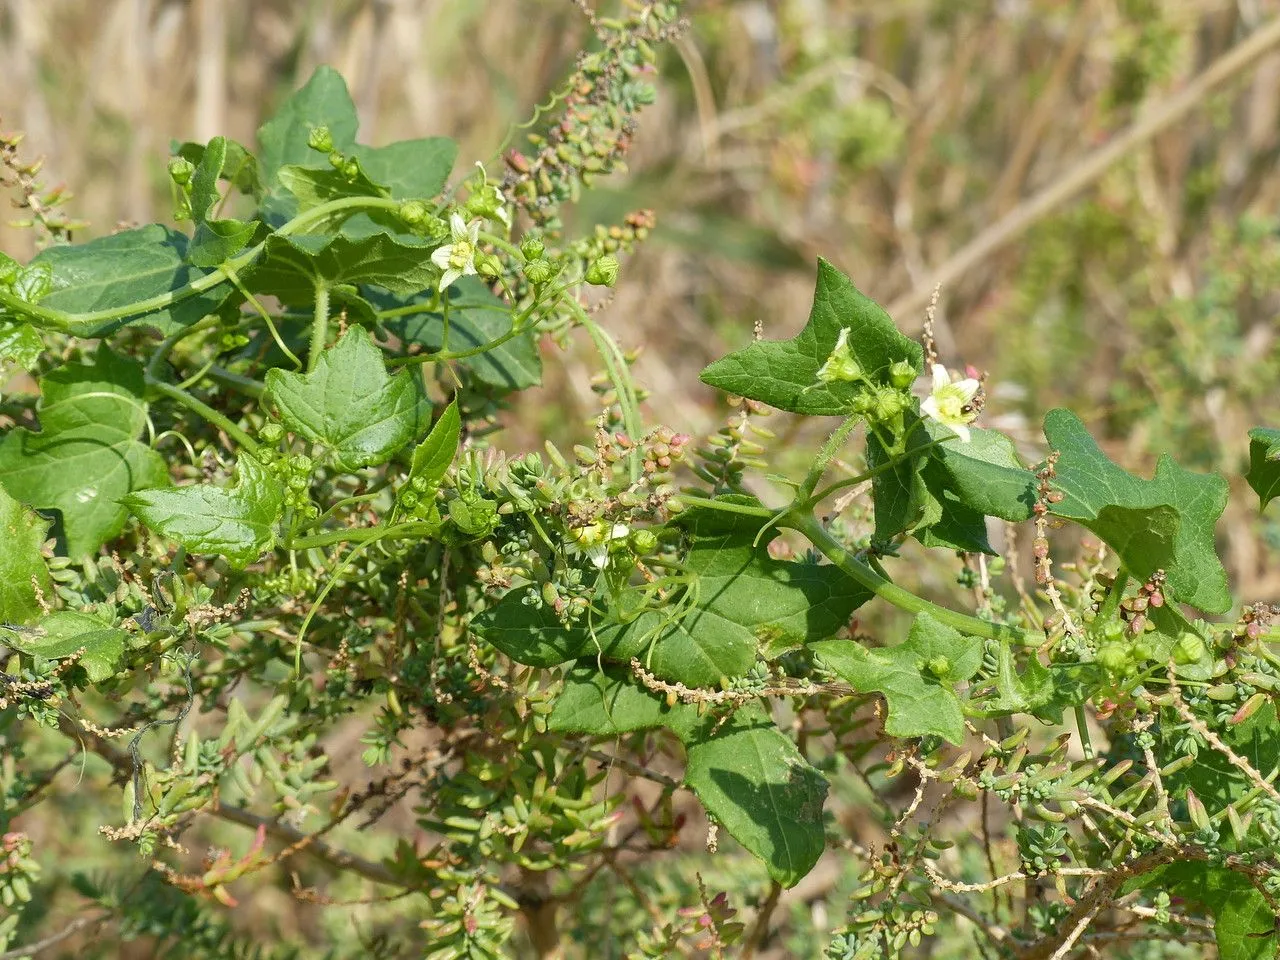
[449,212,468,237]
[439,267,461,291]
[953,378,981,402]
[431,245,453,270]
[951,423,971,443]
[465,220,481,244]
[930,363,950,391]
[921,395,941,421]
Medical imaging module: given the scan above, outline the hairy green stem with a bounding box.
[791,512,1031,645]
[287,521,432,551]
[800,414,861,500]
[309,284,331,373]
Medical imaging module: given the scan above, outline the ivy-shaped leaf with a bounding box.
[257,66,455,226]
[123,455,284,569]
[257,66,361,222]
[1044,409,1230,614]
[867,417,941,544]
[4,611,126,682]
[699,258,921,416]
[265,327,429,470]
[374,280,543,391]
[683,706,828,888]
[473,501,873,688]
[1246,427,1280,511]
[186,136,262,268]
[245,233,437,303]
[811,613,983,744]
[30,225,233,336]
[1122,862,1276,960]
[0,485,52,625]
[0,253,50,369]
[0,348,169,557]
[548,663,699,739]
[927,423,1038,523]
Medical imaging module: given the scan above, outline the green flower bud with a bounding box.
[629,529,658,555]
[1097,642,1129,674]
[524,258,556,286]
[873,390,905,421]
[924,655,952,679]
[168,157,195,186]
[475,252,503,278]
[585,254,620,287]
[307,125,334,154]
[889,360,917,389]
[398,200,430,227]
[1173,632,1206,665]
[520,236,546,261]
[852,391,876,414]
[465,182,505,222]
[258,422,285,444]
[816,328,863,383]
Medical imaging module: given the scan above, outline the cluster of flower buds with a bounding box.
[502,5,682,231]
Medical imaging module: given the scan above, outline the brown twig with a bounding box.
[887,14,1280,323]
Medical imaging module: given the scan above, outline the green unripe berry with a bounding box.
[475,252,503,278]
[629,529,658,555]
[924,655,952,679]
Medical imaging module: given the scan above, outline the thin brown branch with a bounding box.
[887,14,1280,323]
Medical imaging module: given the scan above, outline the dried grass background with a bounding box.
[4,2,1280,954]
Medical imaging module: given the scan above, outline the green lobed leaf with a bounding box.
[175,137,262,199]
[812,613,983,744]
[265,326,429,470]
[1246,427,1280,511]
[926,423,1037,523]
[699,258,922,415]
[683,705,828,887]
[0,321,42,370]
[186,136,262,267]
[474,502,873,687]
[407,399,461,490]
[1122,862,1276,960]
[257,66,455,227]
[30,225,232,336]
[6,611,127,682]
[0,347,169,557]
[352,139,457,201]
[548,663,699,740]
[867,417,941,545]
[0,484,52,625]
[245,232,437,303]
[1044,409,1230,613]
[257,66,361,222]
[376,279,543,391]
[122,455,284,569]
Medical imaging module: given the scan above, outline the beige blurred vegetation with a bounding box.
[3,0,1280,586]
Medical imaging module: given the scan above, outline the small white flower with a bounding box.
[920,363,981,443]
[431,213,481,291]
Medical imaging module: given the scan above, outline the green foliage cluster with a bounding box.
[2,4,1280,958]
